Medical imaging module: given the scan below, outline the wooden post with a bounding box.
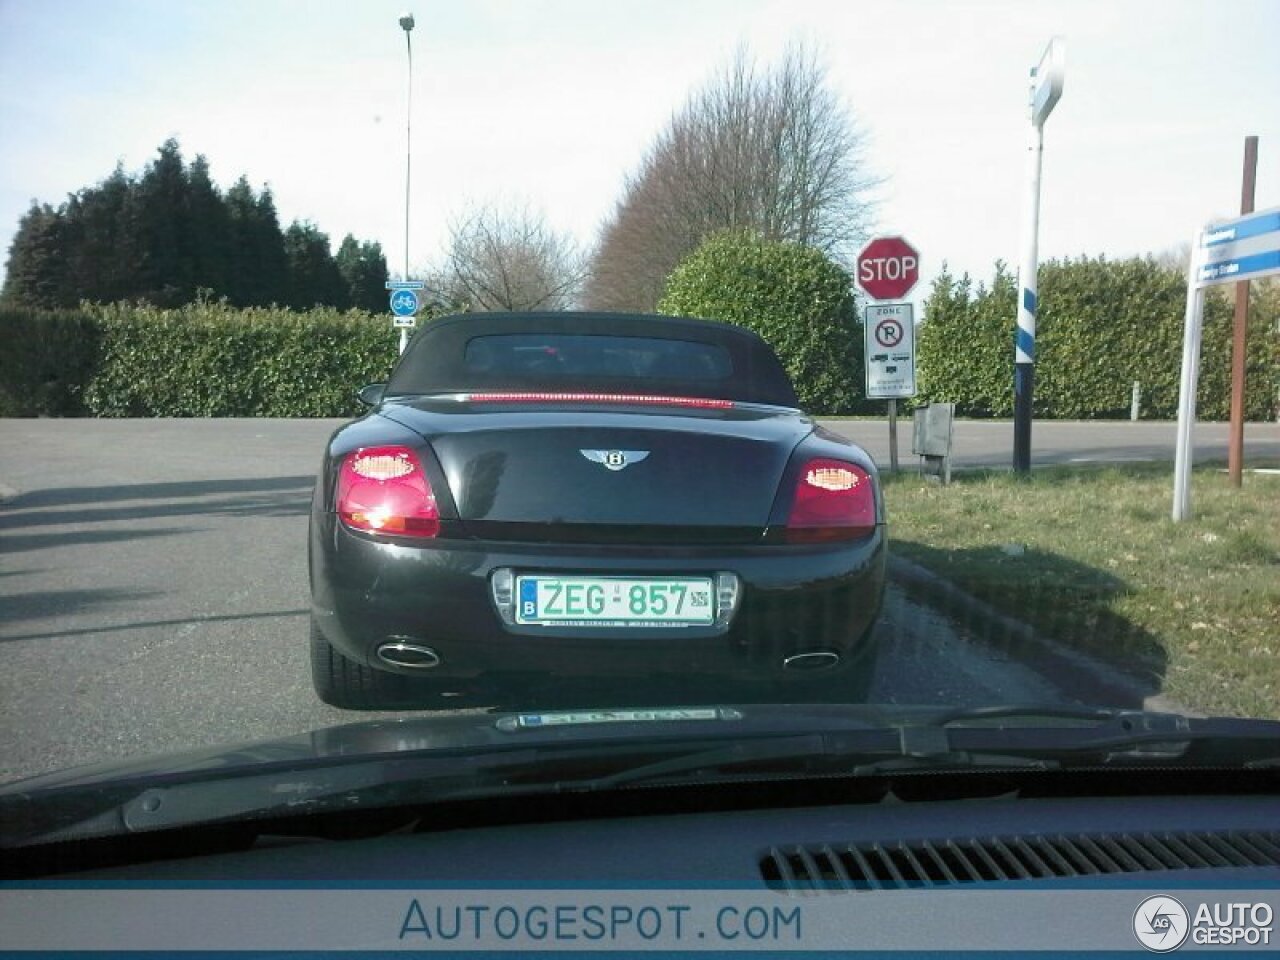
[1228,136,1258,487]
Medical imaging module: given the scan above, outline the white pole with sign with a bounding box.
[1172,206,1280,521]
[1012,37,1064,475]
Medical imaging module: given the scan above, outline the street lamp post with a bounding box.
[398,12,415,355]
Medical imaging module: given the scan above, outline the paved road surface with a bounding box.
[4,417,1272,784]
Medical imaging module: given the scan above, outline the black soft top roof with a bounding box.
[384,312,800,408]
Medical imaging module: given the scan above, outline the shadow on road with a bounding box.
[889,538,1169,710]
[0,476,316,510]
[0,475,315,538]
[0,608,309,643]
[0,527,189,554]
[0,587,161,631]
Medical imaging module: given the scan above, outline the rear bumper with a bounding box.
[310,516,886,701]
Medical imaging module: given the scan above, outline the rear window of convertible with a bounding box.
[384,314,800,407]
[463,335,733,381]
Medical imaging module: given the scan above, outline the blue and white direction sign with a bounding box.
[1196,207,1280,287]
[384,280,426,290]
[389,288,419,317]
[1031,37,1065,127]
[1173,204,1280,522]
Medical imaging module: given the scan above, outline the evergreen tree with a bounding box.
[1,202,67,307]
[135,138,194,305]
[63,165,141,304]
[284,221,347,309]
[336,234,389,313]
[186,155,232,299]
[2,138,382,309]
[253,187,290,305]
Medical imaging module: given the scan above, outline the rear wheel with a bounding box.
[310,619,448,710]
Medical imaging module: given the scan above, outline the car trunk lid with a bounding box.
[379,397,811,541]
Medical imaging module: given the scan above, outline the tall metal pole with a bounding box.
[399,13,415,356]
[887,398,899,474]
[1013,119,1043,474]
[1227,135,1258,487]
[1173,229,1206,523]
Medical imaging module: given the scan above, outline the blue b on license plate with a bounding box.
[515,576,715,626]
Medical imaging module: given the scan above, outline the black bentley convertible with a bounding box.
[308,312,886,709]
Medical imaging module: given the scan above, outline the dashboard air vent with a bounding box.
[762,831,1280,894]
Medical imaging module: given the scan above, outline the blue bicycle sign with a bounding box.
[389,289,419,317]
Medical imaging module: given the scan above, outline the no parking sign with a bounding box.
[863,304,916,399]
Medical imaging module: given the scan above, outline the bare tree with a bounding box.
[1151,243,1192,274]
[432,203,587,312]
[584,42,878,312]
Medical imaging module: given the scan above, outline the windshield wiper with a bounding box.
[565,709,1280,790]
[7,709,1278,850]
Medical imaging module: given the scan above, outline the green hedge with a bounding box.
[919,259,1278,420]
[0,302,408,418]
[658,230,872,414]
[0,309,104,416]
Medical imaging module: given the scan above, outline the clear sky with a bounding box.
[2,0,1278,307]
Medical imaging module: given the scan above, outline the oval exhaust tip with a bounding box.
[782,651,841,672]
[376,641,441,670]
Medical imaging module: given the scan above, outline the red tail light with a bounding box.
[336,445,439,538]
[785,458,877,543]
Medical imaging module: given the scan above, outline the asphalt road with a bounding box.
[2,416,1276,784]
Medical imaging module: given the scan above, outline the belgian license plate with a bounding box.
[515,576,715,627]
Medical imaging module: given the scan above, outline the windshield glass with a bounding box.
[0,0,1277,806]
[383,313,798,403]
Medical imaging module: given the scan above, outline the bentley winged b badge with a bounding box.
[580,450,650,472]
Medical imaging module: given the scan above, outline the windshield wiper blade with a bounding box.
[569,730,1059,791]
[932,706,1280,767]
[573,710,1280,789]
[930,704,1154,727]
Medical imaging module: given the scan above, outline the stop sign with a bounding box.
[857,236,920,300]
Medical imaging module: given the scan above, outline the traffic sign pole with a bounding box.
[888,399,899,473]
[1013,38,1064,476]
[1174,203,1280,521]
[1013,120,1043,474]
[1173,232,1207,523]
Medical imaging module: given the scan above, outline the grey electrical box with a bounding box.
[912,403,955,484]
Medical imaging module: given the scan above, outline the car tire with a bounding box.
[310,618,443,710]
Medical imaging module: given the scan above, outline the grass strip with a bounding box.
[882,462,1280,719]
